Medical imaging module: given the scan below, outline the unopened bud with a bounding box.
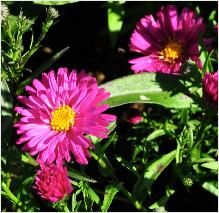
[1,3,10,22]
[182,175,193,187]
[47,7,59,20]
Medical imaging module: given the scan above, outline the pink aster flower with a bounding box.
[14,68,116,165]
[129,5,205,74]
[33,164,73,203]
[202,71,218,107]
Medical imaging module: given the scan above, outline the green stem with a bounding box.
[20,20,53,68]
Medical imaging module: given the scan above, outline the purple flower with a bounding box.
[33,164,73,203]
[14,68,116,165]
[202,71,218,107]
[129,5,205,74]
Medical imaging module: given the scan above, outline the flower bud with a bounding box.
[1,3,10,22]
[47,6,59,20]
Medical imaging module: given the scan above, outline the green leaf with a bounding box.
[101,183,123,212]
[208,10,217,21]
[115,155,139,177]
[199,35,213,73]
[144,149,176,186]
[33,0,79,5]
[146,129,165,141]
[101,73,195,109]
[201,161,218,171]
[68,169,97,183]
[16,46,70,95]
[2,15,35,40]
[107,1,124,48]
[1,80,13,134]
[71,190,82,212]
[202,181,218,196]
[21,153,38,167]
[132,150,176,201]
[149,186,175,211]
[203,50,214,73]
[86,187,101,206]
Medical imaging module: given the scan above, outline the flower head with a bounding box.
[1,3,10,22]
[33,164,73,203]
[202,71,218,107]
[14,68,116,165]
[129,5,205,74]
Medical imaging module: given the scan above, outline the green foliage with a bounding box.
[107,1,124,48]
[101,183,123,212]
[101,73,197,108]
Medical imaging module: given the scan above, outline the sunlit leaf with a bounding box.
[202,181,218,196]
[101,183,123,212]
[107,1,125,48]
[101,73,196,109]
[132,150,176,202]
[146,129,165,141]
[149,186,175,211]
[68,168,97,183]
[201,161,218,171]
[33,0,78,5]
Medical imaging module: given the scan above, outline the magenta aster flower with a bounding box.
[129,5,205,74]
[14,68,116,165]
[202,71,218,107]
[34,164,73,203]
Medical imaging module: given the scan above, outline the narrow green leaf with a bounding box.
[203,50,214,73]
[16,46,70,94]
[1,80,13,134]
[1,182,19,204]
[108,1,124,48]
[86,187,101,206]
[208,10,216,21]
[194,157,215,163]
[115,155,139,177]
[146,129,165,141]
[101,73,195,109]
[199,36,214,73]
[202,181,218,196]
[101,183,123,212]
[68,169,97,183]
[33,0,78,5]
[21,153,38,167]
[149,186,175,210]
[132,150,176,201]
[201,161,218,170]
[71,190,82,212]
[144,149,176,186]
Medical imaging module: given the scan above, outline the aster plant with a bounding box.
[1,2,218,212]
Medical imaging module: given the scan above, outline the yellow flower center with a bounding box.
[50,105,75,132]
[160,41,182,63]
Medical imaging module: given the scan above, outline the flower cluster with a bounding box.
[129,5,205,74]
[14,4,217,205]
[15,68,116,202]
